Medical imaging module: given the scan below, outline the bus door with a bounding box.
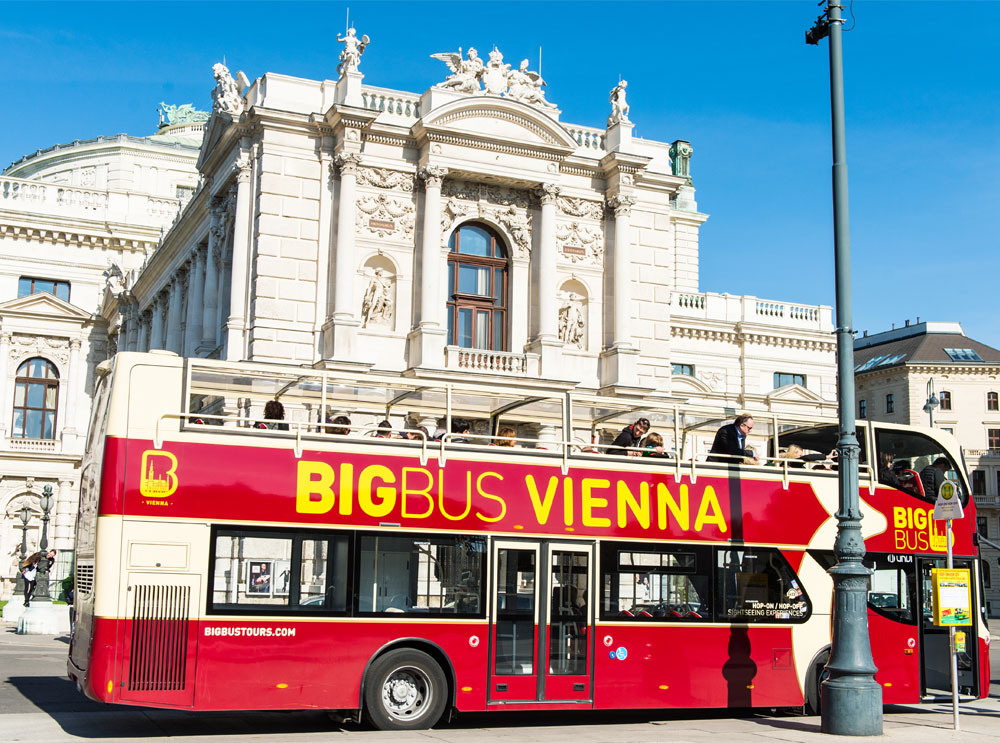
[916,557,979,699]
[489,541,594,704]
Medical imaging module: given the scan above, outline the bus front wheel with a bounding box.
[364,648,448,730]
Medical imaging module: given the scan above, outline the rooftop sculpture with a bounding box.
[431,46,556,109]
[337,27,370,76]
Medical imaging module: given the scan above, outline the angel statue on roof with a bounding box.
[337,27,370,76]
[430,47,484,94]
[507,59,557,109]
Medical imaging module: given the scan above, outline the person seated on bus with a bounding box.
[920,457,949,497]
[327,415,351,436]
[262,400,289,431]
[877,451,902,488]
[610,417,650,456]
[375,419,393,438]
[451,418,472,443]
[402,425,429,442]
[493,426,517,447]
[642,431,667,457]
[780,444,835,469]
[708,414,755,464]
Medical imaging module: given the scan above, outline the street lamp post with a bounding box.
[34,485,54,605]
[14,504,31,598]
[806,1,883,735]
[923,378,939,427]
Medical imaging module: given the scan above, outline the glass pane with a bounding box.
[458,225,491,256]
[493,267,505,306]
[715,548,808,622]
[493,310,504,350]
[27,383,44,408]
[549,551,589,675]
[211,535,292,608]
[56,283,70,302]
[16,360,29,376]
[448,262,455,293]
[43,412,55,439]
[12,410,24,437]
[458,308,472,347]
[299,539,328,603]
[14,382,25,407]
[495,548,536,675]
[26,409,42,438]
[458,265,489,295]
[447,310,454,345]
[29,359,47,377]
[45,385,57,408]
[475,311,489,350]
[34,280,55,296]
[18,277,31,297]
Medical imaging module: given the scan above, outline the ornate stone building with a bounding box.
[108,42,837,429]
[854,321,1000,616]
[0,113,204,607]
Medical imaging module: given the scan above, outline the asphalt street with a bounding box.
[1,624,998,743]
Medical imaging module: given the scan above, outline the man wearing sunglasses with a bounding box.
[708,414,756,464]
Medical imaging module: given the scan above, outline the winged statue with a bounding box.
[507,59,556,108]
[430,47,483,94]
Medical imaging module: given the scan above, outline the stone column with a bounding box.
[225,158,254,361]
[137,310,150,352]
[408,166,448,368]
[54,478,74,546]
[322,152,362,359]
[0,331,9,437]
[599,194,640,388]
[62,337,82,437]
[165,277,183,354]
[200,205,222,352]
[527,183,562,375]
[148,297,165,350]
[185,247,206,357]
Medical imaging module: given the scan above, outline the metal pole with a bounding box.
[816,1,883,735]
[946,519,959,730]
[34,485,53,604]
[14,509,29,598]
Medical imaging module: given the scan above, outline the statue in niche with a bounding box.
[430,47,484,94]
[608,80,630,126]
[211,62,244,115]
[337,27,370,76]
[361,268,393,328]
[558,293,586,348]
[507,60,556,108]
[482,48,510,96]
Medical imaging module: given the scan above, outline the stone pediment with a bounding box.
[0,292,92,321]
[416,98,578,155]
[766,384,826,404]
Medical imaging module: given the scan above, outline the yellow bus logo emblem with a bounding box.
[140,450,178,499]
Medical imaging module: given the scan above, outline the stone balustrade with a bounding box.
[973,493,1000,507]
[965,449,1000,458]
[671,291,832,331]
[564,125,606,153]
[361,87,421,119]
[446,346,539,376]
[6,438,59,453]
[0,175,181,228]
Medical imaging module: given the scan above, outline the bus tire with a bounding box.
[363,648,448,731]
[805,652,830,715]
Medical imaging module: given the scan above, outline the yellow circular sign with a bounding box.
[940,482,955,500]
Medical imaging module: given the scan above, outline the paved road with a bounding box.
[2,624,998,743]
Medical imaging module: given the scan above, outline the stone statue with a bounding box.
[507,60,556,108]
[159,102,210,125]
[212,62,244,116]
[430,47,484,94]
[482,48,510,96]
[496,204,530,255]
[103,263,127,295]
[337,27,370,76]
[608,80,630,126]
[558,294,586,348]
[361,268,393,327]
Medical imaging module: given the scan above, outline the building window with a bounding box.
[12,358,59,439]
[977,516,988,537]
[988,392,998,411]
[859,400,867,419]
[885,393,894,414]
[774,372,805,388]
[972,471,986,496]
[989,429,1000,451]
[984,564,992,591]
[672,363,695,376]
[18,277,70,303]
[944,348,983,362]
[446,224,508,351]
[938,391,952,410]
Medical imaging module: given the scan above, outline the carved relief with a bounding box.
[360,267,394,328]
[440,179,533,257]
[9,335,70,371]
[356,167,415,192]
[558,293,586,349]
[556,196,604,221]
[698,370,724,391]
[493,204,531,257]
[556,221,603,265]
[356,193,415,239]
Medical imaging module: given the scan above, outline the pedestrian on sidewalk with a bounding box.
[21,562,37,606]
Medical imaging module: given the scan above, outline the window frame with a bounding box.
[972,471,986,496]
[859,399,867,419]
[988,428,1000,451]
[774,372,806,388]
[18,276,70,303]
[885,393,894,414]
[987,392,998,412]
[938,390,952,411]
[12,357,59,440]
[672,363,695,377]
[446,224,509,352]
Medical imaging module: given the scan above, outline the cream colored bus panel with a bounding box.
[94,516,124,618]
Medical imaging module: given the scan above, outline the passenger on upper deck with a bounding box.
[263,400,289,431]
[610,418,650,456]
[375,420,393,438]
[780,444,835,468]
[451,418,472,443]
[920,457,950,497]
[642,432,667,457]
[877,451,901,488]
[708,414,755,464]
[494,427,517,447]
[328,415,351,435]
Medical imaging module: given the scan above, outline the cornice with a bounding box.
[671,321,837,351]
[0,221,156,251]
[425,131,570,162]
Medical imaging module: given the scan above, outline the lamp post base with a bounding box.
[16,603,70,635]
[820,677,883,736]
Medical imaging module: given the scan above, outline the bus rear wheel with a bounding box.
[364,648,447,730]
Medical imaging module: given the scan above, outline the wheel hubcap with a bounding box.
[381,666,430,720]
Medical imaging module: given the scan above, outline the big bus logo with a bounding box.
[892,506,946,553]
[140,450,179,499]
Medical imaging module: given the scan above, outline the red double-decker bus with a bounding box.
[68,352,990,729]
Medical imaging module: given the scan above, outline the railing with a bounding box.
[670,291,832,331]
[5,132,199,172]
[361,87,421,119]
[446,346,539,375]
[6,438,59,452]
[972,493,1000,506]
[965,449,1000,458]
[564,125,606,153]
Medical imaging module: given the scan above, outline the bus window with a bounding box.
[864,554,916,624]
[357,534,484,615]
[715,548,810,623]
[600,543,710,620]
[772,423,867,466]
[874,427,967,505]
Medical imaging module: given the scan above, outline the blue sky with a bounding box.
[2,1,997,348]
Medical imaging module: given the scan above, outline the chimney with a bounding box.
[863,330,868,337]
[917,316,920,323]
[905,319,910,327]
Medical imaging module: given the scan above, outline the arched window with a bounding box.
[939,390,952,411]
[446,224,508,351]
[12,358,59,440]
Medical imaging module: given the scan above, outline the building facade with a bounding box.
[854,320,1000,616]
[0,116,203,606]
[108,44,838,439]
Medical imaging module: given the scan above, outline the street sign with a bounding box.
[931,568,972,626]
[933,480,964,521]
